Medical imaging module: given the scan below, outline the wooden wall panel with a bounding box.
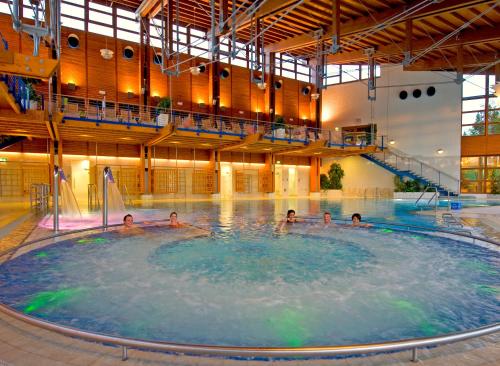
[274,77,283,117]
[116,40,140,104]
[167,54,193,110]
[462,135,500,156]
[60,28,87,98]
[149,49,168,98]
[231,67,250,118]
[3,138,50,153]
[87,33,116,99]
[250,82,266,120]
[282,78,298,123]
[63,140,90,155]
[191,57,210,113]
[96,143,118,156]
[0,14,21,52]
[219,62,231,114]
[117,144,140,157]
[298,82,312,123]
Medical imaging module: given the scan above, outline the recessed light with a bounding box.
[79,134,91,137]
[171,141,180,144]
[389,140,395,145]
[119,137,132,140]
[14,129,27,133]
[436,149,444,154]
[314,152,322,155]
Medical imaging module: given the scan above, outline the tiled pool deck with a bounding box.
[0,199,499,365]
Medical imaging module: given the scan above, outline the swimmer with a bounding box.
[169,212,187,228]
[323,211,336,226]
[123,214,134,228]
[351,213,372,227]
[278,209,302,231]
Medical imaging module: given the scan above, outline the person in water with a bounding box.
[169,211,187,228]
[123,214,134,228]
[323,211,335,225]
[278,209,303,231]
[351,213,372,227]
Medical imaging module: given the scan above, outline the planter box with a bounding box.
[324,189,343,199]
[29,100,38,110]
[157,113,170,126]
[275,128,285,138]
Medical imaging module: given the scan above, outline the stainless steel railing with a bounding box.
[0,220,498,361]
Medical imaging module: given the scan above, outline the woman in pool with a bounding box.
[278,209,303,231]
[351,213,372,227]
[169,212,187,228]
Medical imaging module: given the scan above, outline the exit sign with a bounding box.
[0,157,7,162]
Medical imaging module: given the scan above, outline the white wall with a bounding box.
[322,65,461,180]
[322,156,394,192]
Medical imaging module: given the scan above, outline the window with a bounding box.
[325,64,380,86]
[461,73,498,136]
[461,155,500,193]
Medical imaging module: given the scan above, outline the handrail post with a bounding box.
[103,167,110,228]
[411,347,418,362]
[53,166,59,232]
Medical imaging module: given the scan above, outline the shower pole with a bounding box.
[103,167,110,228]
[53,166,59,232]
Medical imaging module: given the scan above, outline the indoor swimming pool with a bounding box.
[1,199,499,351]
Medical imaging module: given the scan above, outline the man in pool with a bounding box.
[351,213,372,227]
[323,212,335,226]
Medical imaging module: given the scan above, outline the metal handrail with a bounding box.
[415,186,438,210]
[0,220,498,361]
[371,148,460,193]
[45,93,380,148]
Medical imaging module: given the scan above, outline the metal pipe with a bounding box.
[53,165,59,232]
[102,167,110,228]
[0,302,498,359]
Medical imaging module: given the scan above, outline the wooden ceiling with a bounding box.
[105,0,500,72]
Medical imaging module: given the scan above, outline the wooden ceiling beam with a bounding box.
[403,51,497,71]
[322,24,500,65]
[219,0,305,36]
[266,0,493,53]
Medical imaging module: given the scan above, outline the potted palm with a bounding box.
[156,97,171,126]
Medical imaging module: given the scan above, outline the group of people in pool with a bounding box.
[121,211,187,231]
[122,209,371,231]
[279,209,371,230]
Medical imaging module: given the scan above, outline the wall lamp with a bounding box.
[199,102,206,108]
[67,82,76,91]
[389,139,396,145]
[127,91,134,99]
[436,149,444,155]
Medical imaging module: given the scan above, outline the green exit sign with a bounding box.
[0,157,7,162]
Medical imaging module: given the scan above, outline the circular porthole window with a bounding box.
[399,90,408,100]
[123,46,134,59]
[153,54,162,65]
[220,68,230,79]
[274,80,283,90]
[412,89,422,98]
[68,34,80,49]
[427,86,436,96]
[301,86,311,96]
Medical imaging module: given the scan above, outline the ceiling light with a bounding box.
[257,82,267,90]
[389,140,395,145]
[311,93,320,100]
[436,149,444,154]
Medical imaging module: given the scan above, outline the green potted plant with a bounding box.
[25,81,41,110]
[490,169,500,194]
[327,162,344,189]
[156,97,171,126]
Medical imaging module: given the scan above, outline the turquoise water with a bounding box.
[1,199,499,348]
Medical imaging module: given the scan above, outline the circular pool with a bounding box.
[0,221,498,351]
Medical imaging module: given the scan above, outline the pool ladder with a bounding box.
[415,186,438,211]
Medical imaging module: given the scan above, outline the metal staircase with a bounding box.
[361,148,460,196]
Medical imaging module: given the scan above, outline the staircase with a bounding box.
[0,135,26,150]
[361,148,459,196]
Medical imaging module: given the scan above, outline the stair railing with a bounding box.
[0,74,29,112]
[370,148,460,194]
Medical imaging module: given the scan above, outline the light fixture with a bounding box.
[311,93,320,100]
[199,102,206,108]
[100,41,114,60]
[276,160,281,164]
[176,101,183,106]
[257,82,267,90]
[389,139,396,145]
[190,63,206,75]
[67,82,76,91]
[436,149,444,154]
[98,90,106,96]
[127,91,134,99]
[334,127,340,132]
[212,98,218,106]
[238,110,244,115]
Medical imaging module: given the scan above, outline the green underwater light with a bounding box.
[34,252,48,258]
[268,308,309,347]
[473,284,500,295]
[24,288,83,313]
[380,229,394,233]
[77,237,108,245]
[391,299,439,336]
